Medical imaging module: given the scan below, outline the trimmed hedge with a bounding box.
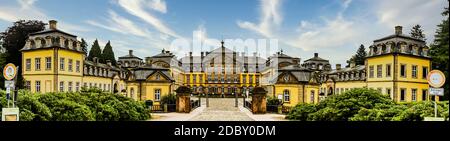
[286,88,449,121]
[0,88,150,121]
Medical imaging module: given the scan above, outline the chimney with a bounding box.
[106,60,112,66]
[93,57,99,64]
[350,61,356,68]
[189,52,193,57]
[336,64,342,70]
[395,26,403,35]
[49,20,57,30]
[314,53,318,58]
[129,50,133,56]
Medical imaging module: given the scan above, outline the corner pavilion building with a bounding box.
[21,20,436,107]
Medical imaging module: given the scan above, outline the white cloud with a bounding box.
[237,0,283,38]
[147,0,167,13]
[0,0,90,34]
[86,10,150,38]
[287,15,361,51]
[373,0,447,42]
[117,0,181,38]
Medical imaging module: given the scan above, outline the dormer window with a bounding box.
[41,39,46,47]
[64,39,69,48]
[30,40,36,48]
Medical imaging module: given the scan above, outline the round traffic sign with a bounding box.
[3,63,17,81]
[427,70,446,88]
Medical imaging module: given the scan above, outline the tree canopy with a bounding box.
[87,39,102,62]
[0,20,46,89]
[430,3,449,100]
[346,44,366,67]
[80,38,88,56]
[101,41,116,65]
[410,24,426,41]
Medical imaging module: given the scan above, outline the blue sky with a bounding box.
[0,0,448,66]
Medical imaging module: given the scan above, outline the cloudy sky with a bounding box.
[0,0,447,66]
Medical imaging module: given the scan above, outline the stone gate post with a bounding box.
[176,86,192,113]
[251,87,267,114]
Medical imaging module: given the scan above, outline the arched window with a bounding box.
[382,44,387,53]
[283,90,290,102]
[30,40,36,48]
[41,39,46,47]
[130,88,135,99]
[64,39,69,47]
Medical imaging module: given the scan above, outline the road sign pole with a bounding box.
[434,101,437,118]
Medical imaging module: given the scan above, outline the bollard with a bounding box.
[277,105,282,114]
[164,104,168,113]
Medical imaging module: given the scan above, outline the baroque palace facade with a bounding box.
[20,20,436,107]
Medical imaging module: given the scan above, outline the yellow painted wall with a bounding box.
[304,85,319,104]
[367,55,394,82]
[22,49,55,75]
[126,83,140,100]
[57,49,84,76]
[143,83,171,105]
[274,84,302,107]
[397,55,430,83]
[396,82,429,103]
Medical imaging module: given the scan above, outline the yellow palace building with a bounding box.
[20,20,437,107]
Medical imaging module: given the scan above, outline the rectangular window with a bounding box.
[377,65,382,78]
[412,89,417,101]
[386,64,391,77]
[400,64,406,77]
[45,57,51,70]
[412,65,417,78]
[26,59,31,71]
[155,89,161,101]
[199,75,203,83]
[25,81,31,90]
[59,81,64,92]
[422,89,428,101]
[369,66,374,78]
[68,82,73,92]
[89,83,92,88]
[84,83,87,87]
[249,75,253,83]
[386,88,391,99]
[35,58,41,71]
[68,59,73,72]
[400,88,406,101]
[243,76,247,84]
[60,58,65,71]
[186,75,190,84]
[76,60,80,72]
[422,66,428,79]
[193,74,197,84]
[35,81,41,92]
[310,91,315,103]
[76,82,80,92]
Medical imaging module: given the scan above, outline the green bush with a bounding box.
[267,96,282,105]
[160,94,176,105]
[286,88,447,121]
[0,88,150,121]
[310,88,394,121]
[285,103,317,121]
